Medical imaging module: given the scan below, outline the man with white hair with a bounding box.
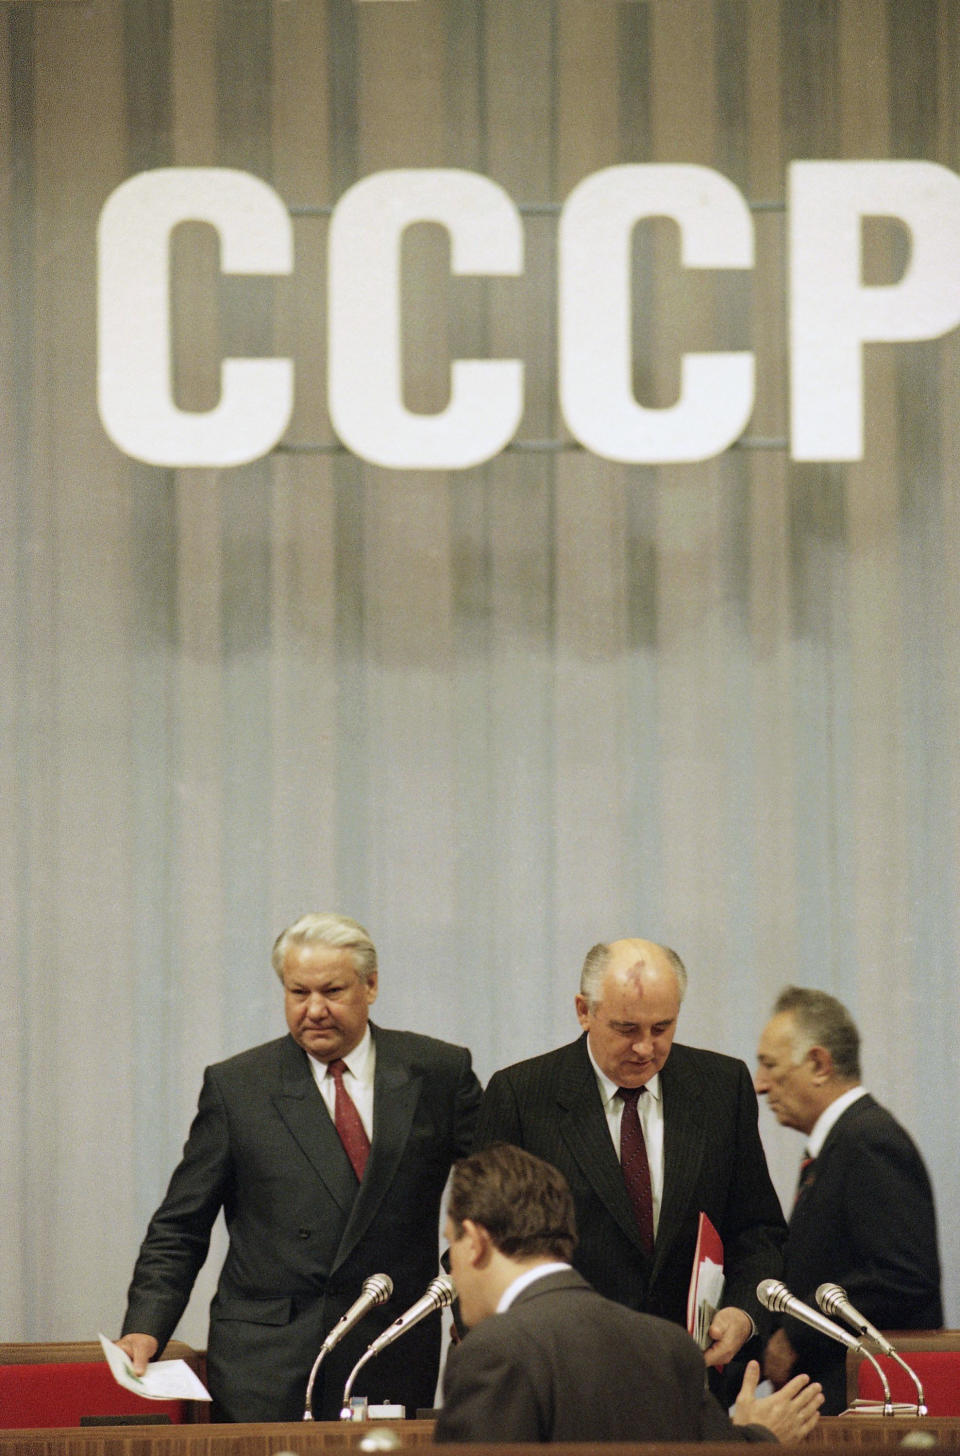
[116,912,482,1422]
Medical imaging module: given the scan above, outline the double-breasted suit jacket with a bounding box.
[122,1026,482,1420]
[474,1036,785,1334]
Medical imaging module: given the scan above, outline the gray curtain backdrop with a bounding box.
[3,0,958,1349]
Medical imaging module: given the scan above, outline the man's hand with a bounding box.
[114,1334,159,1376]
[763,1326,799,1387]
[704,1305,753,1367]
[732,1358,824,1441]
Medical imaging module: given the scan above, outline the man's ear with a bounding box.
[461,1218,493,1266]
[807,1044,834,1082]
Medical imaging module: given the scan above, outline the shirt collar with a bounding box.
[497,1262,571,1313]
[310,1023,374,1083]
[807,1084,867,1156]
[585,1036,662,1106]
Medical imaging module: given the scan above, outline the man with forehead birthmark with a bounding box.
[474,938,786,1381]
[115,912,482,1422]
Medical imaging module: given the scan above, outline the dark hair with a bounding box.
[773,985,861,1080]
[448,1143,578,1262]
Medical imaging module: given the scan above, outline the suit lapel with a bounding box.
[331,1026,423,1269]
[653,1047,706,1282]
[271,1035,358,1214]
[556,1037,652,1259]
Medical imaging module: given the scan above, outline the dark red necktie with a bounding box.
[793,1150,815,1207]
[327,1059,370,1181]
[618,1085,654,1253]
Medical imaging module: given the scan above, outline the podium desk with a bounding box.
[3,1417,960,1456]
[809,1415,960,1448]
[0,1422,432,1456]
[0,1342,207,1430]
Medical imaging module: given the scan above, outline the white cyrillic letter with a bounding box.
[328,169,524,470]
[559,163,755,464]
[790,160,960,460]
[98,167,293,468]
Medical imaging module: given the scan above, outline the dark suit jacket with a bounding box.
[122,1025,481,1421]
[779,1093,942,1413]
[474,1036,785,1334]
[435,1268,774,1443]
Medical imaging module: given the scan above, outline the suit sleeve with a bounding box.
[434,1331,545,1442]
[452,1045,484,1157]
[472,1067,523,1150]
[121,1065,232,1350]
[719,1063,787,1325]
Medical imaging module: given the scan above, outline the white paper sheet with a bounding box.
[97,1334,211,1401]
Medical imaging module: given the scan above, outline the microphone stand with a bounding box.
[757,1279,895,1415]
[339,1273,455,1420]
[847,1347,897,1417]
[887,1352,927,1417]
[850,1339,927,1417]
[340,1345,379,1417]
[815,1284,927,1415]
[302,1273,394,1420]
[303,1343,335,1422]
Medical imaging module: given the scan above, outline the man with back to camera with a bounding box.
[435,1142,823,1443]
[474,938,787,1377]
[115,912,482,1421]
[755,985,942,1414]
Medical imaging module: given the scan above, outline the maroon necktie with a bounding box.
[327,1059,370,1181]
[618,1085,654,1253]
[793,1150,815,1207]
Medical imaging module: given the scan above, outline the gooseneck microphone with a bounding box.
[302,1273,394,1420]
[758,1278,862,1350]
[816,1284,927,1415]
[815,1284,895,1354]
[757,1278,894,1412]
[339,1273,456,1418]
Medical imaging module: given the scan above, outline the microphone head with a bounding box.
[427,1273,456,1308]
[362,1273,394,1305]
[815,1282,846,1317]
[757,1277,791,1314]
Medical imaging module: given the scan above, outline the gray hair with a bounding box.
[773,985,861,1080]
[579,941,688,1008]
[271,912,378,983]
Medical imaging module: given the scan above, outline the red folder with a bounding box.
[687,1211,725,1348]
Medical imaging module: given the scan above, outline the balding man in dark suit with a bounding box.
[474,939,786,1375]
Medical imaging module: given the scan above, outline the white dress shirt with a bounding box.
[585,1040,665,1235]
[806,1084,868,1157]
[307,1024,376,1140]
